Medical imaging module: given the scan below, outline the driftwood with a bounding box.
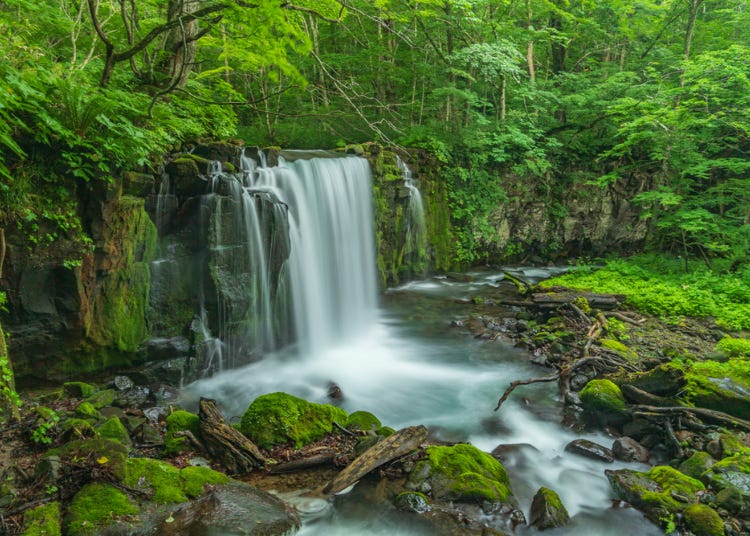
[532,291,626,311]
[632,404,750,433]
[494,373,561,411]
[317,425,428,496]
[501,271,532,294]
[270,448,337,474]
[198,398,267,474]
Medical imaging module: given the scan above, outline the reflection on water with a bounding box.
[185,270,661,536]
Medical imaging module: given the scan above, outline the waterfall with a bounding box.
[397,156,427,276]
[196,149,378,373]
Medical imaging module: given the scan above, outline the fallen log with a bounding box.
[532,292,626,311]
[198,398,267,474]
[269,449,336,474]
[317,425,428,496]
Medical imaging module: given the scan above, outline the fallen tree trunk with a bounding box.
[198,397,267,474]
[532,291,626,311]
[317,425,428,496]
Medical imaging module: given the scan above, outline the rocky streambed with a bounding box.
[2,269,749,536]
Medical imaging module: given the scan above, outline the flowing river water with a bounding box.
[186,270,662,536]
[176,154,661,535]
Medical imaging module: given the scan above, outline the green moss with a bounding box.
[684,359,750,420]
[95,417,131,446]
[601,338,639,362]
[416,443,513,503]
[678,451,715,480]
[65,483,138,535]
[48,439,129,480]
[74,402,101,421]
[346,411,382,432]
[682,504,724,536]
[87,389,115,409]
[59,418,97,440]
[164,410,201,455]
[715,337,750,358]
[124,458,187,504]
[640,466,705,513]
[579,379,628,414]
[394,491,430,513]
[240,392,348,449]
[180,465,230,497]
[63,382,96,398]
[22,502,61,536]
[125,458,231,504]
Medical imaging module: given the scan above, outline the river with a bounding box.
[185,268,662,536]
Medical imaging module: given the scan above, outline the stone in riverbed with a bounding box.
[155,481,300,536]
[528,487,570,530]
[612,436,649,463]
[564,439,614,463]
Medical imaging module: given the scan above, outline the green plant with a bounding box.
[32,408,60,445]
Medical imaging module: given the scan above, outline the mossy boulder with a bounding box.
[59,418,97,441]
[702,453,750,515]
[579,379,630,425]
[609,363,687,397]
[239,392,348,449]
[394,491,430,513]
[684,359,750,421]
[74,401,101,422]
[87,389,116,409]
[682,503,725,536]
[407,443,514,504]
[95,416,131,447]
[679,451,715,480]
[22,501,61,536]
[528,487,570,530]
[63,382,96,399]
[346,410,382,432]
[600,338,638,362]
[65,482,138,535]
[47,439,128,480]
[124,458,230,504]
[607,466,705,527]
[163,410,201,455]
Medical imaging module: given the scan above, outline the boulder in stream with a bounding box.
[528,486,570,530]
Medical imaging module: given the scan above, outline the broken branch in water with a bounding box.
[494,373,561,412]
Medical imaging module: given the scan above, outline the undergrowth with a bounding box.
[542,255,750,331]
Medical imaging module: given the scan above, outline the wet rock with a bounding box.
[565,439,614,463]
[606,466,705,527]
[113,386,155,409]
[528,487,570,530]
[612,437,649,463]
[394,491,431,513]
[579,379,630,427]
[679,451,716,480]
[166,157,207,197]
[327,382,343,401]
[143,336,191,362]
[702,454,750,516]
[156,482,300,536]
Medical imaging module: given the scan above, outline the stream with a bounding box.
[185,269,663,536]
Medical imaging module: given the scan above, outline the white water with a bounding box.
[397,156,426,276]
[186,271,661,536]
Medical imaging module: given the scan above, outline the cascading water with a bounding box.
[196,150,377,372]
[397,156,427,277]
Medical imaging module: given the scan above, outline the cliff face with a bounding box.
[1,141,648,382]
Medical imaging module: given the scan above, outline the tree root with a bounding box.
[494,373,561,411]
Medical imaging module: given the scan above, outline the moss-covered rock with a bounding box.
[124,458,230,504]
[684,359,750,421]
[600,338,639,362]
[95,416,131,447]
[47,439,128,480]
[678,451,715,480]
[528,486,570,530]
[394,491,430,513]
[579,379,630,425]
[346,410,382,432]
[702,453,750,515]
[74,401,100,421]
[682,503,725,536]
[59,418,97,441]
[65,482,138,535]
[607,466,705,528]
[239,392,348,449]
[22,501,61,536]
[87,389,116,409]
[407,443,514,504]
[63,382,96,399]
[608,363,687,397]
[164,410,201,455]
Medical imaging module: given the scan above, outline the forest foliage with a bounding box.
[0,0,748,264]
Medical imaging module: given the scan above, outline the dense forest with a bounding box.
[2,3,750,535]
[1,0,749,264]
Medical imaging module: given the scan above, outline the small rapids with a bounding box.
[186,269,661,536]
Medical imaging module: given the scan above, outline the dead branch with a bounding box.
[269,449,336,474]
[632,405,750,432]
[568,302,592,326]
[494,373,561,411]
[608,311,647,325]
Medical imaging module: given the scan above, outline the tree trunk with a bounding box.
[164,0,200,89]
[526,0,535,81]
[198,398,267,474]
